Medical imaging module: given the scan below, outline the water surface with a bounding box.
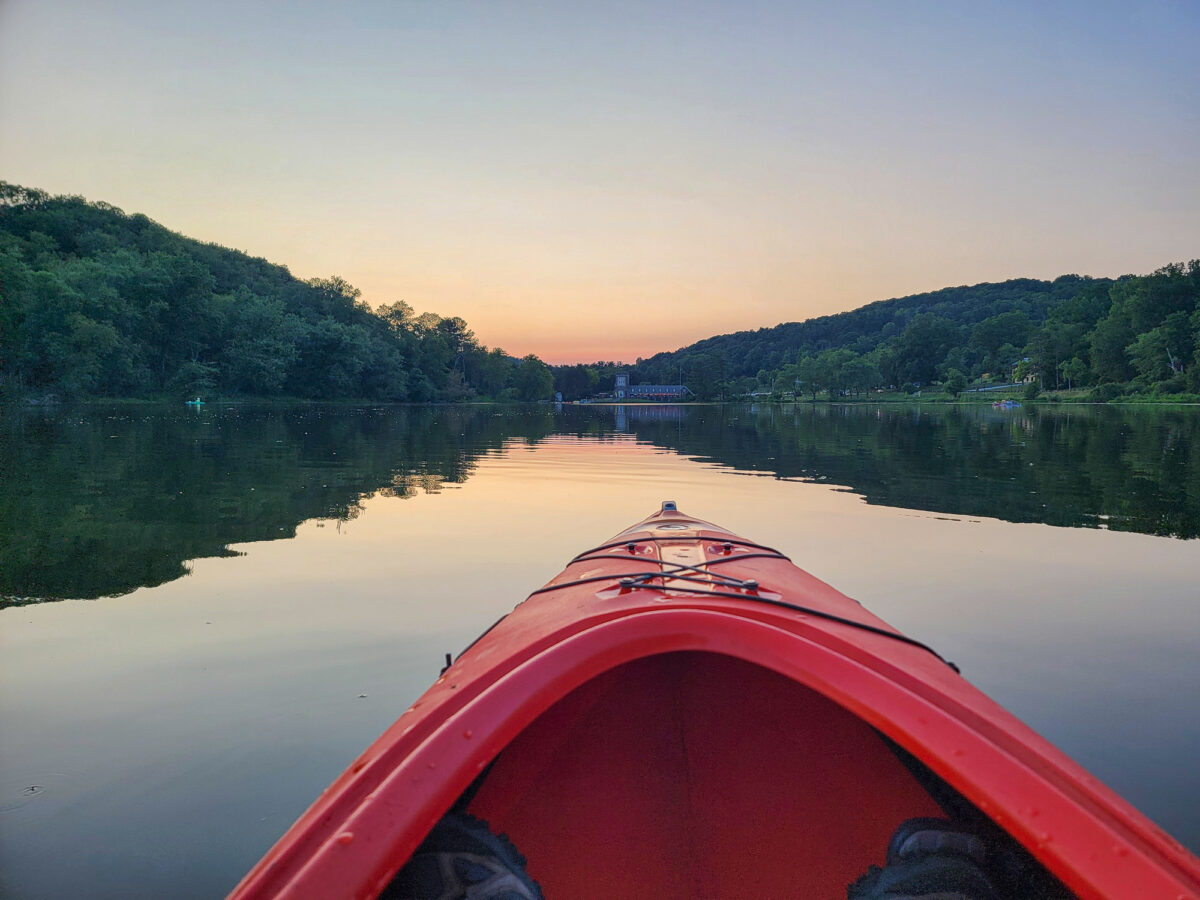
[2,402,1198,898]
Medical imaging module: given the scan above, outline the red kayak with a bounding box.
[231,503,1200,899]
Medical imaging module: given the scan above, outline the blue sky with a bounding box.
[2,1,1197,361]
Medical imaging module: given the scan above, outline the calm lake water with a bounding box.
[2,401,1199,898]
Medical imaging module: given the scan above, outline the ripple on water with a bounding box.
[0,773,69,814]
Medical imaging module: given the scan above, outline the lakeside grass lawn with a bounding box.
[758,388,1200,405]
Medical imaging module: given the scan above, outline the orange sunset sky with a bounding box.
[2,2,1197,363]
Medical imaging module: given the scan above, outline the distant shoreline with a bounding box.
[10,394,1198,409]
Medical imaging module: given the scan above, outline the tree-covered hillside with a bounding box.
[587,264,1199,401]
[0,183,555,401]
[4,182,1194,405]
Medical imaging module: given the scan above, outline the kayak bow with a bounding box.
[231,502,1200,900]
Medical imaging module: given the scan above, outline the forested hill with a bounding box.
[0,183,554,401]
[604,262,1199,401]
[636,276,1108,385]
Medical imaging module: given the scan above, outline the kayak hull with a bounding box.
[230,505,1200,899]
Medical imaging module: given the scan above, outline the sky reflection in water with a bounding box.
[1,403,1198,898]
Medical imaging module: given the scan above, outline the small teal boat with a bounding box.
[185,397,204,406]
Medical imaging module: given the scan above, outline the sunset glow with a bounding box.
[2,1,1197,363]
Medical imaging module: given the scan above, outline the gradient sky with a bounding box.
[2,1,1197,363]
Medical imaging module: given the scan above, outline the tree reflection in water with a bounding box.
[2,402,1197,605]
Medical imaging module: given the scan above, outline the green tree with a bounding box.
[773,362,803,397]
[1089,311,1134,383]
[970,311,1031,374]
[1114,262,1199,334]
[1059,357,1089,390]
[1126,311,1193,383]
[288,319,372,398]
[944,369,967,397]
[994,344,1021,379]
[377,300,416,334]
[306,274,362,313]
[687,353,728,400]
[1028,320,1085,389]
[469,348,516,398]
[894,315,960,384]
[1190,309,1200,392]
[218,290,301,395]
[437,316,477,355]
[554,363,600,401]
[796,355,823,400]
[511,355,554,401]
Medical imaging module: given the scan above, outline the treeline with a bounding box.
[613,266,1200,401]
[549,361,624,400]
[6,182,1194,404]
[0,183,555,401]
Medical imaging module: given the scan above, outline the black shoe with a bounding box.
[848,818,999,900]
[381,812,544,900]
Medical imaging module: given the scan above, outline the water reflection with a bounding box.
[621,403,1200,537]
[2,403,1198,898]
[2,402,1198,605]
[0,405,555,603]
